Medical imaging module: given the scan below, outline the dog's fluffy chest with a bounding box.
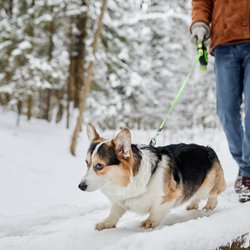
[126,167,166,213]
[123,188,156,213]
[104,153,166,214]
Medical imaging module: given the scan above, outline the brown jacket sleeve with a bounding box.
[191,0,213,27]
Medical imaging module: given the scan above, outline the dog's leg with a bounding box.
[203,180,220,211]
[95,204,126,231]
[186,198,200,210]
[140,201,174,229]
[203,162,226,212]
[203,195,218,211]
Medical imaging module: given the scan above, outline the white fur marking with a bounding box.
[92,140,110,162]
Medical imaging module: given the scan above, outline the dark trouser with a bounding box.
[214,42,250,178]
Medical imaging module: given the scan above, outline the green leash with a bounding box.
[149,42,208,147]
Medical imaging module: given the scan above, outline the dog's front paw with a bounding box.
[140,219,159,229]
[202,204,216,212]
[186,203,199,210]
[203,197,217,212]
[95,221,116,231]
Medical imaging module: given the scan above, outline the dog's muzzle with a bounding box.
[78,182,88,191]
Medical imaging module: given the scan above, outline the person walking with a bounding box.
[191,0,250,202]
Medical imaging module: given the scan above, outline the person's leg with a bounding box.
[241,43,250,178]
[214,45,244,169]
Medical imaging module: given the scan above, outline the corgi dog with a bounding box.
[78,124,226,230]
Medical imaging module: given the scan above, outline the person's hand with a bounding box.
[191,22,210,45]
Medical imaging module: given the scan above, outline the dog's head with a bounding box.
[78,124,134,192]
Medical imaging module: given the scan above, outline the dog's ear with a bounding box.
[113,128,131,159]
[87,123,100,142]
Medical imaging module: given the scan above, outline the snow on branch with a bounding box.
[109,11,191,28]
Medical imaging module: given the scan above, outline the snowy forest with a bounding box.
[2,1,250,250]
[0,0,217,133]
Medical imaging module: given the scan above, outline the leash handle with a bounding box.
[197,41,208,71]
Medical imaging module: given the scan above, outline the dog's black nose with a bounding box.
[78,182,87,191]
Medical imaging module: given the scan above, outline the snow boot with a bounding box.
[239,176,250,203]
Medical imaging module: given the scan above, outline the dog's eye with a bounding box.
[85,160,90,167]
[95,163,104,171]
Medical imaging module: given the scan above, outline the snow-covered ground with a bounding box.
[0,111,249,250]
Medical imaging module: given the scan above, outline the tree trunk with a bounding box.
[45,88,52,122]
[66,52,76,128]
[73,13,88,108]
[56,89,64,123]
[48,6,55,61]
[70,0,108,156]
[66,1,88,128]
[27,93,33,120]
[4,0,13,18]
[0,93,10,106]
[17,99,22,127]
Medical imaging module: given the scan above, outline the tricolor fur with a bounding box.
[78,124,226,230]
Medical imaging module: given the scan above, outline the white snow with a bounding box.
[11,41,32,56]
[66,6,88,17]
[110,11,191,28]
[0,111,249,250]
[18,41,32,50]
